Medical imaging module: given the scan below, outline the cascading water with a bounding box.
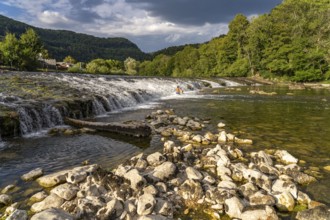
[0,72,245,136]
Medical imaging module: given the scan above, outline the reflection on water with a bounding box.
[0,85,330,206]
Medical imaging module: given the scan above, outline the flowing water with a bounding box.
[0,74,329,209]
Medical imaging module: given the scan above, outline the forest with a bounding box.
[138,0,330,82]
[0,15,148,62]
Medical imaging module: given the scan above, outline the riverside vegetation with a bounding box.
[1,109,329,220]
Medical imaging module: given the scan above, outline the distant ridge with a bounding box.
[0,15,150,62]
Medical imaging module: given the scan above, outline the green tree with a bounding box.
[63,55,77,64]
[18,28,44,70]
[0,33,20,69]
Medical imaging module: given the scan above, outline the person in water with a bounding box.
[175,86,184,94]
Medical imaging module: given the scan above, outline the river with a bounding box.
[0,73,329,210]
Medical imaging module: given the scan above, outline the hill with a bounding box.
[0,15,149,62]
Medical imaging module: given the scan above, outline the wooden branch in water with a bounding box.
[64,118,152,137]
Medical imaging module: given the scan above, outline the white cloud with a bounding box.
[39,10,70,24]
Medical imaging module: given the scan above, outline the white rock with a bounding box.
[297,191,311,205]
[31,194,64,213]
[217,165,232,177]
[137,193,156,216]
[235,138,253,144]
[274,191,295,211]
[163,140,175,153]
[1,185,15,194]
[30,191,48,203]
[249,191,276,206]
[272,179,297,198]
[181,144,193,152]
[192,135,203,143]
[225,196,244,219]
[275,150,298,164]
[226,133,235,141]
[143,185,158,196]
[21,168,43,181]
[137,215,167,220]
[123,169,147,190]
[31,208,74,220]
[36,170,68,188]
[218,131,227,143]
[251,151,273,166]
[50,183,79,201]
[146,152,166,166]
[151,162,176,181]
[186,167,203,181]
[218,181,237,189]
[217,122,226,128]
[240,206,279,220]
[203,175,216,185]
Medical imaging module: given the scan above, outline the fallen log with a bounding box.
[65,118,152,137]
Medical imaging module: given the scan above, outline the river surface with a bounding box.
[0,83,330,207]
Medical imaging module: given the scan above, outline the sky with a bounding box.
[0,0,282,52]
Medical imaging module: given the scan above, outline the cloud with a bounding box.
[0,0,282,52]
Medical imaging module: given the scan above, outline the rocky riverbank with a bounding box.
[1,109,329,220]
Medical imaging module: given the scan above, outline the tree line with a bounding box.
[137,0,330,82]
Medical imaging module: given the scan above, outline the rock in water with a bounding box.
[21,168,43,181]
[296,205,330,220]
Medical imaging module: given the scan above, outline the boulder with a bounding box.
[185,167,203,181]
[240,206,279,220]
[239,182,259,198]
[21,168,43,181]
[31,194,64,213]
[249,191,276,206]
[146,152,166,166]
[296,205,330,220]
[272,179,297,198]
[218,131,227,143]
[50,183,79,201]
[274,191,295,212]
[224,196,244,219]
[123,169,147,190]
[178,180,204,201]
[36,170,68,188]
[137,193,156,216]
[30,191,48,203]
[96,198,124,219]
[0,194,12,206]
[151,162,176,181]
[143,185,158,196]
[6,209,28,220]
[275,150,298,164]
[251,151,273,166]
[31,208,74,220]
[154,199,173,216]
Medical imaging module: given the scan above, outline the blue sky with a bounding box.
[0,0,282,52]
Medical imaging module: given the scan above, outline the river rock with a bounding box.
[31,208,74,220]
[239,182,259,198]
[0,194,12,206]
[178,180,204,201]
[21,168,43,181]
[154,198,173,216]
[37,170,68,188]
[30,191,48,203]
[124,169,147,190]
[143,185,158,196]
[147,152,166,166]
[296,205,330,220]
[192,134,203,143]
[163,140,175,153]
[204,132,217,142]
[181,144,193,152]
[297,191,311,205]
[235,137,253,144]
[151,161,176,181]
[251,151,273,166]
[272,179,297,198]
[217,164,232,177]
[1,185,15,194]
[218,181,237,190]
[224,196,244,219]
[31,193,64,213]
[137,193,156,216]
[274,191,295,211]
[217,122,226,128]
[249,191,276,206]
[137,215,168,220]
[6,209,28,220]
[50,183,79,201]
[96,198,124,219]
[240,206,279,220]
[218,131,227,143]
[186,167,203,181]
[226,133,235,142]
[275,150,298,164]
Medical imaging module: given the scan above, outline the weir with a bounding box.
[0,72,245,137]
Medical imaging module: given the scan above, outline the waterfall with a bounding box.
[1,73,245,137]
[18,104,63,135]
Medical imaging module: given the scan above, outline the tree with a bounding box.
[18,28,44,70]
[0,33,20,69]
[124,57,139,75]
[63,55,77,64]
